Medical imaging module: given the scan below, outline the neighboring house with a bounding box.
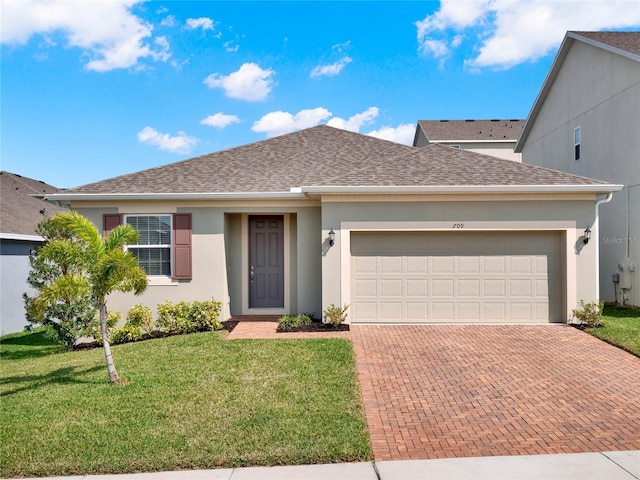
[0,171,64,335]
[414,119,524,162]
[516,31,640,306]
[48,125,620,324]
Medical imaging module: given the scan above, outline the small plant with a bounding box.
[571,300,604,328]
[126,304,154,334]
[156,300,222,335]
[88,311,122,343]
[278,314,312,328]
[323,304,349,327]
[110,324,143,345]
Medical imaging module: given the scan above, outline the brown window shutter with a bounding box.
[103,214,122,236]
[173,213,192,280]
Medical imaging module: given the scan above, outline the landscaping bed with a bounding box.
[277,321,349,333]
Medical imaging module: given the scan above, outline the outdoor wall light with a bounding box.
[583,226,591,244]
[328,228,335,247]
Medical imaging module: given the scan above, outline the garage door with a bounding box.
[350,231,563,324]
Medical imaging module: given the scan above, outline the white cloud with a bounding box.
[137,126,198,154]
[252,108,332,137]
[0,0,170,72]
[224,40,239,52]
[326,107,379,132]
[416,0,640,69]
[160,15,176,28]
[200,113,240,128]
[185,17,215,31]
[310,56,352,78]
[366,124,415,145]
[204,63,275,101]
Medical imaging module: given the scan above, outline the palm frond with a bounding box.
[105,224,140,251]
[95,250,148,296]
[49,212,104,257]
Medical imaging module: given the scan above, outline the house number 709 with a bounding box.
[452,223,464,229]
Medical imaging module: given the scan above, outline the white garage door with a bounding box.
[351,231,563,324]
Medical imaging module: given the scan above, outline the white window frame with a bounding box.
[125,214,173,277]
[574,126,581,161]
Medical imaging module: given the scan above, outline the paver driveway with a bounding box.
[351,325,640,461]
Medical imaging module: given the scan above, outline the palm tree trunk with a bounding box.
[100,301,120,383]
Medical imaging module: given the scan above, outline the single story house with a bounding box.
[414,119,524,162]
[48,125,621,324]
[0,171,64,335]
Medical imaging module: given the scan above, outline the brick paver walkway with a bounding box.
[351,324,640,461]
[226,316,350,340]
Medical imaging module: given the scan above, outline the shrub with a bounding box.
[324,304,349,327]
[279,314,312,328]
[156,300,222,335]
[126,304,154,334]
[110,324,143,345]
[88,311,122,343]
[571,300,605,328]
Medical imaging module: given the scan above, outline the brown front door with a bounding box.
[249,215,284,308]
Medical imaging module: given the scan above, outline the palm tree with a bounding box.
[35,212,147,383]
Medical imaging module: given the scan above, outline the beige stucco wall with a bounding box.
[321,195,599,323]
[521,40,640,305]
[73,202,322,321]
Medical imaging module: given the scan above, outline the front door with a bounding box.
[249,215,284,308]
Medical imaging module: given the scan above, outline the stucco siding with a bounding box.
[521,40,640,304]
[74,203,322,321]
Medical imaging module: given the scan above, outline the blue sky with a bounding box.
[1,0,639,188]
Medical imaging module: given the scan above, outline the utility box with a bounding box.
[619,257,634,290]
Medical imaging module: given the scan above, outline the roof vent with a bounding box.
[509,119,520,122]
[465,119,474,122]
[490,119,499,122]
[439,120,449,122]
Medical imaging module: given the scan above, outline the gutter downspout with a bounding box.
[594,192,613,301]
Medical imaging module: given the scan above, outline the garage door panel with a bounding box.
[484,279,506,296]
[406,279,428,296]
[381,279,402,296]
[353,256,377,273]
[458,279,480,297]
[432,279,454,296]
[354,278,377,296]
[432,256,454,273]
[380,256,402,273]
[351,231,563,324]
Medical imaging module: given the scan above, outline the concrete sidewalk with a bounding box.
[14,450,639,480]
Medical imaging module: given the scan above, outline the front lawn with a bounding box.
[0,329,372,477]
[586,305,640,356]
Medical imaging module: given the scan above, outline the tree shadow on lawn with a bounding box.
[1,365,105,397]
[0,329,65,361]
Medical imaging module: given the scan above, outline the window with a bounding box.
[574,126,581,161]
[125,215,172,276]
[104,213,192,280]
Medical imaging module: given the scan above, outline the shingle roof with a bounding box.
[571,31,640,57]
[61,125,610,196]
[417,119,524,142]
[0,172,64,237]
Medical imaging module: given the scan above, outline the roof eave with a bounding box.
[300,184,624,195]
[45,191,309,202]
[0,233,44,242]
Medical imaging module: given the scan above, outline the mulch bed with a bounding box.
[221,320,239,333]
[276,322,349,333]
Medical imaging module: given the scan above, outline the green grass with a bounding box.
[0,330,372,477]
[586,305,640,356]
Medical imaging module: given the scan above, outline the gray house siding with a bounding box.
[519,37,640,305]
[0,239,38,335]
